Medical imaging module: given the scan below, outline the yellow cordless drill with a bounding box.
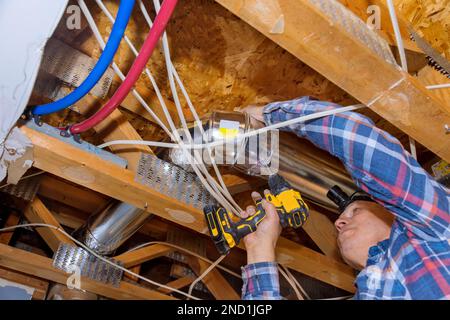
[203,174,309,255]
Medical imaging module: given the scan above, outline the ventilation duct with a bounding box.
[73,202,151,256]
[168,111,358,212]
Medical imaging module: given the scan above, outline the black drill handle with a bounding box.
[233,200,267,243]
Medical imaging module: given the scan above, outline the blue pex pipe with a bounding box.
[32,0,135,116]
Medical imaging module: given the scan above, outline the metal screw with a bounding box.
[445,124,450,134]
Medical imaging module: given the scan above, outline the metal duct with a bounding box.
[73,202,151,256]
[277,133,358,212]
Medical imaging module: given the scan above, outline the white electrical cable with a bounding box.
[141,0,242,215]
[386,0,408,72]
[187,254,226,299]
[147,0,241,215]
[385,0,417,160]
[0,223,202,300]
[128,241,242,279]
[78,0,173,138]
[89,1,236,215]
[426,83,450,90]
[277,265,303,300]
[0,171,45,190]
[97,104,365,150]
[280,264,310,300]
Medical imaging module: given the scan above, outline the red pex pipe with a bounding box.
[70,0,178,135]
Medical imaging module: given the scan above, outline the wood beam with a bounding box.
[39,176,109,213]
[303,207,342,262]
[222,172,267,195]
[23,197,74,252]
[215,0,450,162]
[22,125,356,292]
[416,66,450,108]
[0,213,20,245]
[115,244,174,268]
[0,267,49,300]
[0,243,174,300]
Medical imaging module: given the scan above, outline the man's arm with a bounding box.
[262,97,449,240]
[241,192,283,300]
[241,262,282,300]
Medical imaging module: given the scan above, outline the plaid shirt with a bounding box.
[241,97,450,300]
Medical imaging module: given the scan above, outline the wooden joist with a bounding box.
[39,176,109,213]
[0,243,174,300]
[22,125,356,292]
[0,267,49,300]
[23,197,74,252]
[115,244,174,268]
[216,0,450,163]
[0,213,20,245]
[90,109,154,172]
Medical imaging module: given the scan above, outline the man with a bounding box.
[239,96,450,300]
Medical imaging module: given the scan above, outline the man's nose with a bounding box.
[335,217,348,232]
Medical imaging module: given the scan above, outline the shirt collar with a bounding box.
[366,238,390,266]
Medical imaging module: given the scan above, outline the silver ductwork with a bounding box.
[73,202,151,256]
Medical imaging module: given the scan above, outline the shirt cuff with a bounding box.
[241,262,280,299]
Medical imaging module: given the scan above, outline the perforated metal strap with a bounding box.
[135,154,216,210]
[308,0,398,66]
[53,243,123,287]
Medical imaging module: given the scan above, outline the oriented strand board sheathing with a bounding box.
[396,0,450,59]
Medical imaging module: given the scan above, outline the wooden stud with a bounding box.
[158,276,194,294]
[23,197,74,252]
[0,212,20,245]
[0,267,49,300]
[188,257,240,300]
[216,0,450,162]
[0,243,174,300]
[39,176,109,213]
[303,207,343,262]
[115,244,174,268]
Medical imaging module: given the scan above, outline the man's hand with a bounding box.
[240,105,266,129]
[241,190,281,264]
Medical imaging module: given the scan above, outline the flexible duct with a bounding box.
[73,202,151,255]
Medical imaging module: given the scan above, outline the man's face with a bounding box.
[334,201,394,270]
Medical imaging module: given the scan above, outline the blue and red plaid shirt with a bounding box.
[241,97,450,300]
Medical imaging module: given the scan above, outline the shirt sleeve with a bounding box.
[241,262,282,300]
[263,96,450,240]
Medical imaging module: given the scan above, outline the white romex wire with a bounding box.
[147,0,241,214]
[426,83,450,90]
[97,104,365,150]
[78,0,172,137]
